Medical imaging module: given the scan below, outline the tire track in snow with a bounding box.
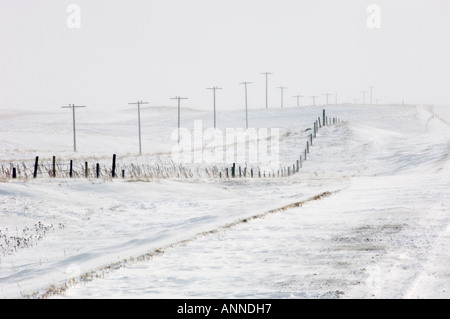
[27,190,341,299]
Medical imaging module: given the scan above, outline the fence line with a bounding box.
[2,110,342,181]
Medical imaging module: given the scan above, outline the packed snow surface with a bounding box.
[1,104,449,298]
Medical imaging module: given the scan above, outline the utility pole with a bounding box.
[207,86,222,129]
[171,96,188,143]
[310,96,319,106]
[324,93,332,105]
[361,91,367,105]
[61,104,86,152]
[293,95,303,107]
[260,72,273,109]
[239,81,252,129]
[369,86,374,105]
[277,86,288,108]
[128,100,149,155]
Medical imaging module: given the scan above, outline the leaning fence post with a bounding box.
[33,156,39,178]
[304,149,307,161]
[112,154,117,178]
[307,141,309,154]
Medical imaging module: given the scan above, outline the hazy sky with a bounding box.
[1,0,449,112]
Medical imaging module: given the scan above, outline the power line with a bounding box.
[239,81,252,129]
[260,72,273,109]
[61,104,86,152]
[369,86,374,105]
[292,95,303,107]
[361,91,367,105]
[128,100,149,155]
[324,93,332,105]
[310,96,319,106]
[170,96,188,143]
[277,86,288,108]
[206,86,222,129]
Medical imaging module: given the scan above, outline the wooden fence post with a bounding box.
[112,154,117,178]
[12,167,17,179]
[323,109,326,127]
[96,163,100,178]
[52,156,56,177]
[69,160,73,178]
[85,162,89,178]
[33,156,39,178]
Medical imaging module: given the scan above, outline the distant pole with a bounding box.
[128,101,149,155]
[324,93,332,105]
[353,99,359,104]
[369,86,374,105]
[361,91,367,105]
[239,81,252,129]
[171,96,188,143]
[61,104,86,152]
[207,86,222,129]
[335,93,338,105]
[293,95,303,107]
[260,72,273,109]
[310,96,318,106]
[277,86,288,108]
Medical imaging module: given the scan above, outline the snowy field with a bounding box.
[1,103,449,299]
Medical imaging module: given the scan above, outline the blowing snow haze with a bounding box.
[1,0,450,112]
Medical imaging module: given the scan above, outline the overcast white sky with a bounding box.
[1,0,449,112]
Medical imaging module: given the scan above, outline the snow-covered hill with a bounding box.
[1,103,449,298]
